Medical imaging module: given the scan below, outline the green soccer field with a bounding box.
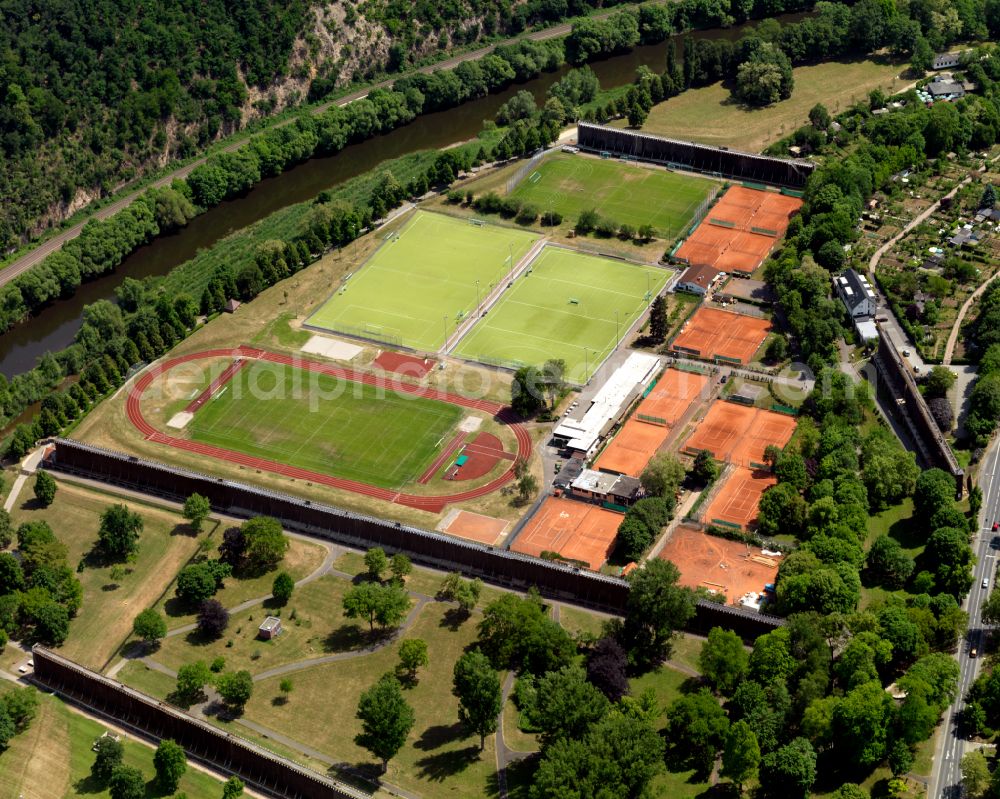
[509,153,716,237]
[188,361,462,488]
[452,247,670,384]
[306,210,540,351]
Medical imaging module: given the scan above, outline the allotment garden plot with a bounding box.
[187,359,462,489]
[510,153,716,238]
[453,246,670,383]
[306,210,540,352]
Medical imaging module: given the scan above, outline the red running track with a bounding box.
[184,358,247,413]
[125,347,532,513]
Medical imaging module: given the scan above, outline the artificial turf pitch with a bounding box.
[306,210,540,352]
[510,153,715,237]
[452,247,670,383]
[188,360,462,489]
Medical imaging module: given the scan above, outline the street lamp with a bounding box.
[476,279,481,313]
[443,315,449,348]
[615,310,621,348]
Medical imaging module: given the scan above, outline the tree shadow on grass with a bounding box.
[163,596,193,619]
[72,774,105,795]
[485,755,539,799]
[439,607,471,632]
[887,514,922,550]
[322,623,369,653]
[413,722,466,751]
[415,745,483,782]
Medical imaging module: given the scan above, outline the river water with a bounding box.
[0,13,806,378]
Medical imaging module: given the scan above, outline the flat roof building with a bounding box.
[552,352,661,457]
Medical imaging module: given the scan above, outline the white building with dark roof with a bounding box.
[834,269,878,319]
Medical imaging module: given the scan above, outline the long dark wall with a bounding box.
[873,329,964,495]
[577,122,815,188]
[47,438,784,636]
[31,647,360,799]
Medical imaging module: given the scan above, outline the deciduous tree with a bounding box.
[153,739,186,793]
[356,673,414,772]
[453,650,502,748]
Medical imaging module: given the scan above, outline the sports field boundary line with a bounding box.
[441,237,549,356]
[302,204,420,343]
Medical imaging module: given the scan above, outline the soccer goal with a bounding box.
[469,218,487,227]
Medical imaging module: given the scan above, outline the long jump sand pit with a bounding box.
[676,186,802,274]
[658,524,780,603]
[512,497,621,570]
[683,402,796,468]
[439,509,509,545]
[703,467,776,530]
[595,368,709,476]
[671,306,771,365]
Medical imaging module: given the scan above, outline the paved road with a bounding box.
[0,15,600,288]
[931,437,999,798]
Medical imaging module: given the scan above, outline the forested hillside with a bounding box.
[0,0,638,253]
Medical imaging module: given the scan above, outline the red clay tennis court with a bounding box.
[675,186,802,274]
[658,524,781,603]
[702,467,776,529]
[683,402,796,468]
[671,306,771,364]
[594,369,709,476]
[512,497,621,570]
[374,350,435,378]
[439,509,509,545]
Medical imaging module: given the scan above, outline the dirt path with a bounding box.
[163,532,339,639]
[943,271,1000,364]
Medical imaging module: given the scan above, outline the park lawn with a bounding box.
[332,550,508,606]
[188,359,462,489]
[155,534,327,629]
[557,604,608,639]
[501,695,540,754]
[10,479,211,670]
[116,660,177,700]
[509,153,714,238]
[453,246,669,383]
[0,687,224,798]
[245,602,501,796]
[669,633,705,674]
[866,498,919,552]
[153,574,365,676]
[634,59,907,153]
[630,665,710,798]
[306,210,540,351]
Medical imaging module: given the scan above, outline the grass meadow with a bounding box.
[633,59,907,153]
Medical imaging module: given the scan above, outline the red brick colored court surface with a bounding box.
[683,401,796,468]
[374,350,435,378]
[595,368,709,476]
[676,186,802,274]
[451,432,514,481]
[125,347,530,514]
[439,510,509,545]
[671,306,772,365]
[512,497,621,570]
[658,524,780,603]
[702,467,776,529]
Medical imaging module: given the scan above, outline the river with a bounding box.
[0,13,807,378]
